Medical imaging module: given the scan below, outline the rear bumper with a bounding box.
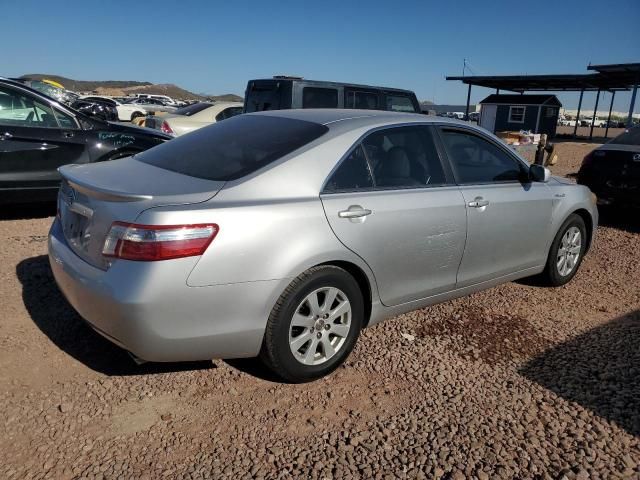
[48,218,283,362]
[578,172,640,208]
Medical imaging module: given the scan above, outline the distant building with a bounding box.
[479,94,561,136]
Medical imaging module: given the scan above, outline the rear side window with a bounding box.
[137,115,328,181]
[303,87,338,108]
[345,91,379,110]
[363,126,447,187]
[440,129,527,184]
[324,145,373,192]
[386,94,416,112]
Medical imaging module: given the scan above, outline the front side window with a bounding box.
[0,86,58,128]
[302,87,338,108]
[54,108,78,129]
[508,106,526,123]
[323,145,373,192]
[386,95,415,112]
[345,91,379,110]
[363,126,446,188]
[440,129,527,184]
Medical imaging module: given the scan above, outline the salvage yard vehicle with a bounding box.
[578,125,640,207]
[81,95,147,122]
[126,97,177,114]
[71,97,119,122]
[48,109,597,382]
[144,101,243,136]
[244,76,421,114]
[0,78,171,204]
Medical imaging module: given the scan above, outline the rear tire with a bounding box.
[260,266,364,383]
[540,214,587,287]
[130,111,144,121]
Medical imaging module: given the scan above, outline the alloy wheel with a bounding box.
[288,287,351,366]
[557,226,582,277]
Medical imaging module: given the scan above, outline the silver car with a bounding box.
[48,110,598,382]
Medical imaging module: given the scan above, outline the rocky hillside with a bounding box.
[20,74,241,101]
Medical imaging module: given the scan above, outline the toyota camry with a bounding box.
[48,109,597,382]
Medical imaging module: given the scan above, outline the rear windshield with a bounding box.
[172,103,212,116]
[136,115,329,181]
[245,81,282,112]
[609,126,640,146]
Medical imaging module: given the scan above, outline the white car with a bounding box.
[81,96,147,122]
[144,102,243,137]
[125,97,177,114]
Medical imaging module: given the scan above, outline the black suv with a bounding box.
[0,78,171,204]
[244,76,421,114]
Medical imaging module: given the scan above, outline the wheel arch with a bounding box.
[571,208,594,252]
[316,260,373,328]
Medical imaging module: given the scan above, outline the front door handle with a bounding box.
[338,206,372,218]
[0,132,12,140]
[468,197,490,208]
[63,131,75,138]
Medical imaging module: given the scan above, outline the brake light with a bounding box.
[102,222,218,261]
[160,121,174,135]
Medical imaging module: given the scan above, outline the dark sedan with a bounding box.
[71,97,119,122]
[577,125,640,208]
[0,78,171,204]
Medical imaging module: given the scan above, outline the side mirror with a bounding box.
[529,164,551,183]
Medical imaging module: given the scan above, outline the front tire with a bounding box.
[260,266,364,383]
[541,214,587,286]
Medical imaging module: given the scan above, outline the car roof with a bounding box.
[247,108,467,131]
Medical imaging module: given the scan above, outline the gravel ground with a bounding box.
[1,142,638,479]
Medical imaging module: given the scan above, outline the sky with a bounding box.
[3,0,639,112]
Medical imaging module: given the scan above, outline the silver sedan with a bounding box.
[48,109,598,382]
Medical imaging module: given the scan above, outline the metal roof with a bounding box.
[479,94,561,106]
[445,73,632,92]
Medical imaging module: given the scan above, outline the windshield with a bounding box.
[173,103,212,116]
[136,115,328,181]
[609,126,640,146]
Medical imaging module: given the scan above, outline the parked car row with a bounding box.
[0,78,170,203]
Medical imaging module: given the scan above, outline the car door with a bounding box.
[437,126,553,287]
[0,84,87,191]
[321,125,467,306]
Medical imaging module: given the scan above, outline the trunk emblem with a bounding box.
[633,153,640,162]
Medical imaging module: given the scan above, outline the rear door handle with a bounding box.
[63,131,75,138]
[0,132,12,140]
[468,198,489,208]
[338,206,372,218]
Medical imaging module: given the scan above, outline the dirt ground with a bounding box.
[1,142,638,479]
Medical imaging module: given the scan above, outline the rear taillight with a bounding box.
[102,222,218,261]
[160,121,174,135]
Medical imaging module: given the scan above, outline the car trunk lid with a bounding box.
[58,158,225,269]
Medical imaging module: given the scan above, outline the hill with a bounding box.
[19,74,241,101]
[20,74,152,92]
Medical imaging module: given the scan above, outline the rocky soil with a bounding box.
[0,142,638,479]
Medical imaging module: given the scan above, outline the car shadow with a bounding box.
[17,255,212,376]
[597,206,640,234]
[520,310,640,437]
[0,202,57,220]
[223,358,283,383]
